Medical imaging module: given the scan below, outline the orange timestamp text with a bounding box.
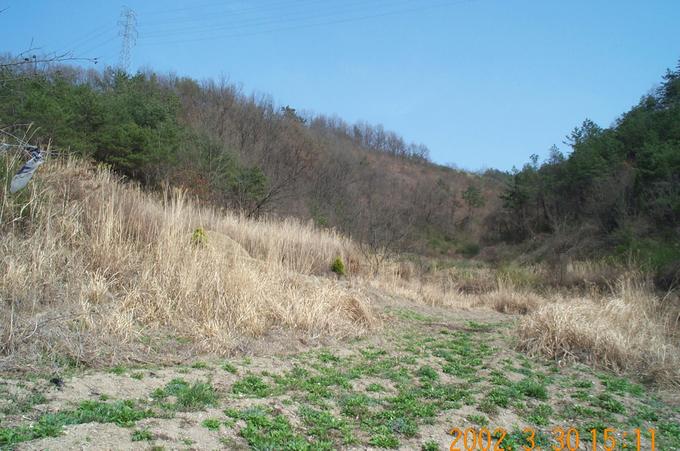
[449,426,657,451]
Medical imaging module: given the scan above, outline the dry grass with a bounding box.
[2,156,678,387]
[479,279,544,315]
[367,261,545,315]
[517,275,680,385]
[0,158,375,369]
[365,263,479,310]
[371,258,680,385]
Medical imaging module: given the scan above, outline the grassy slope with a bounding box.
[1,304,678,451]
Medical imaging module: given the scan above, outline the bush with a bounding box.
[191,227,207,246]
[458,242,480,258]
[331,257,346,276]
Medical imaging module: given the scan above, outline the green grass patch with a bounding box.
[131,428,154,441]
[299,406,355,445]
[368,427,400,448]
[488,370,512,386]
[571,379,593,389]
[659,421,680,449]
[416,365,439,382]
[594,393,626,414]
[635,405,659,422]
[152,378,218,411]
[317,350,341,363]
[466,321,492,331]
[485,387,513,408]
[598,374,643,396]
[466,414,489,426]
[527,403,553,426]
[421,439,440,451]
[222,362,238,374]
[0,400,152,448]
[232,375,271,398]
[339,393,373,418]
[109,365,126,375]
[202,418,221,430]
[389,308,433,322]
[236,407,319,450]
[0,389,47,415]
[516,378,548,400]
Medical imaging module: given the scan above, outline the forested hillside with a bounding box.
[0,60,502,257]
[491,61,680,279]
[2,56,678,279]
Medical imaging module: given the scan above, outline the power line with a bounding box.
[137,0,410,39]
[66,25,119,54]
[60,24,117,54]
[135,0,321,17]
[77,32,120,58]
[137,0,326,27]
[138,0,474,47]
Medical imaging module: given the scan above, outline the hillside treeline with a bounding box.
[0,60,500,257]
[493,61,680,273]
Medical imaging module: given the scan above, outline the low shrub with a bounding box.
[331,257,346,276]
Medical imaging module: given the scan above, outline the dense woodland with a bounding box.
[493,61,680,275]
[0,59,501,259]
[1,56,679,277]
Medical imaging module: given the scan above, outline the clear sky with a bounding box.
[2,0,679,171]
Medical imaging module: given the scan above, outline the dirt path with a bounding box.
[1,299,678,450]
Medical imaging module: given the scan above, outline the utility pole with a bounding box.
[117,6,137,71]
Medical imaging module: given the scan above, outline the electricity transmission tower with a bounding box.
[117,6,137,70]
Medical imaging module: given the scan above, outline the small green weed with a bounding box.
[222,362,238,374]
[478,398,498,415]
[417,365,439,382]
[152,378,218,411]
[599,374,643,396]
[635,405,659,422]
[318,350,341,363]
[516,378,548,400]
[0,400,151,448]
[571,390,591,401]
[528,404,553,426]
[339,393,373,418]
[466,414,489,426]
[202,418,221,430]
[659,421,680,449]
[131,429,153,441]
[191,227,207,246]
[571,379,593,389]
[486,387,512,408]
[368,427,400,448]
[232,375,271,397]
[238,407,315,450]
[109,365,126,375]
[0,390,47,415]
[299,406,355,445]
[594,393,625,414]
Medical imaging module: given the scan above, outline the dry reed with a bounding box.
[517,275,680,385]
[0,158,375,368]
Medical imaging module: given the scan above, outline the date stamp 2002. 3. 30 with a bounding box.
[449,426,657,451]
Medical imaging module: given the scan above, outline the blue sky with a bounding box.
[2,0,679,171]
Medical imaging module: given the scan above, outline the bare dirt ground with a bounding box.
[1,294,679,450]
